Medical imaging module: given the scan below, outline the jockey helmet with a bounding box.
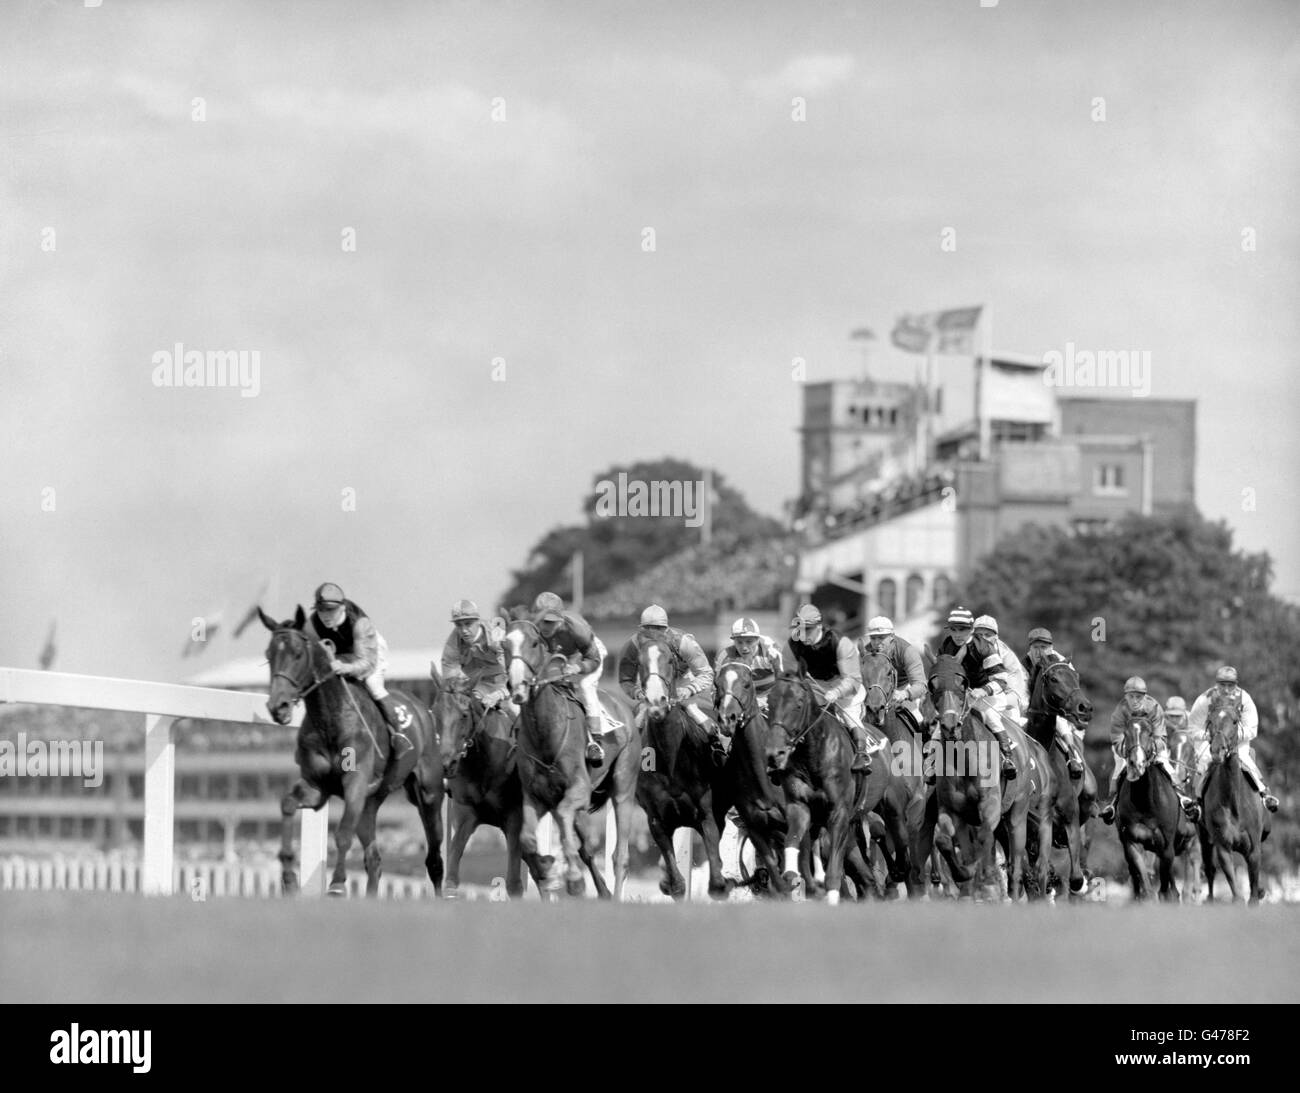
[866,616,894,636]
[451,599,480,622]
[532,591,565,622]
[1166,695,1188,714]
[946,606,974,630]
[314,583,345,610]
[973,614,999,636]
[790,604,822,630]
[641,604,669,628]
[1215,665,1238,684]
[1026,627,1053,647]
[731,618,760,639]
[1123,676,1147,695]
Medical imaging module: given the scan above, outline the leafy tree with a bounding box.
[500,457,783,609]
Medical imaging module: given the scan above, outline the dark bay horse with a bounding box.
[1023,659,1096,898]
[505,618,639,899]
[1115,715,1195,901]
[715,660,817,897]
[766,673,882,904]
[859,651,928,897]
[260,608,444,897]
[926,654,1043,901]
[633,633,731,899]
[1199,694,1269,904]
[431,669,533,899]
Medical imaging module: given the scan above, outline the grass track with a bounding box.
[2,893,1297,1003]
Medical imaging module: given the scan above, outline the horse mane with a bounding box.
[507,604,531,621]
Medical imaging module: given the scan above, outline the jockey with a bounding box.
[714,617,784,710]
[439,599,510,714]
[618,604,726,764]
[532,591,607,765]
[928,606,1018,780]
[859,616,926,730]
[1099,677,1195,823]
[306,582,412,758]
[1187,666,1279,814]
[786,603,875,774]
[1022,627,1086,779]
[973,615,1028,719]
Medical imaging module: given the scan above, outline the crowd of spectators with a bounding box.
[791,469,956,542]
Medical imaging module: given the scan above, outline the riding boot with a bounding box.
[584,714,605,766]
[849,723,873,775]
[1066,742,1085,779]
[686,703,729,765]
[377,695,413,756]
[1260,788,1280,813]
[990,725,1018,778]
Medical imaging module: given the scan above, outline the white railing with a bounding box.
[0,667,328,897]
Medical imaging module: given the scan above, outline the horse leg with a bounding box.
[574,809,612,900]
[518,798,556,899]
[1064,815,1086,900]
[646,813,685,900]
[782,802,812,898]
[328,773,368,896]
[1214,843,1240,903]
[408,772,445,897]
[1200,826,1216,903]
[277,780,323,895]
[1247,845,1263,906]
[503,806,525,899]
[444,804,480,899]
[821,808,854,905]
[699,804,732,900]
[1157,847,1179,903]
[355,797,383,897]
[1122,837,1149,901]
[554,790,588,898]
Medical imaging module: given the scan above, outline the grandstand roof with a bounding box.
[183,647,443,690]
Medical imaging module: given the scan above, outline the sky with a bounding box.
[2,0,1297,680]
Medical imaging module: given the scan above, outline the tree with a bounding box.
[955,509,1300,874]
[500,457,784,610]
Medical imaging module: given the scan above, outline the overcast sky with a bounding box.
[2,0,1297,680]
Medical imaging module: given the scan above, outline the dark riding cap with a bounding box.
[314,583,345,609]
[1216,665,1238,684]
[1027,627,1053,646]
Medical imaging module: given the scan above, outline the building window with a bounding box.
[932,574,952,607]
[877,578,897,620]
[1094,463,1127,496]
[905,574,925,617]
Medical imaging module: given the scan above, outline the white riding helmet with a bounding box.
[866,616,894,637]
[641,604,669,628]
[731,617,760,639]
[973,614,999,635]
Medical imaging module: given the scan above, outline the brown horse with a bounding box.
[1115,715,1196,902]
[630,632,732,899]
[431,669,534,899]
[260,607,444,897]
[926,654,1045,901]
[1198,693,1269,904]
[1022,659,1096,898]
[859,651,928,897]
[1168,724,1204,901]
[505,617,640,899]
[765,673,882,903]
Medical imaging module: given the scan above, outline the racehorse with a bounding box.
[430,667,533,899]
[260,607,444,897]
[925,654,1046,901]
[1168,723,1204,901]
[765,673,885,904]
[1022,659,1097,898]
[1198,692,1269,904]
[714,660,805,896]
[859,650,928,897]
[505,617,639,899]
[632,632,730,899]
[1115,714,1196,901]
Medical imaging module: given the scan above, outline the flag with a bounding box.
[232,602,263,638]
[38,620,56,670]
[891,306,983,355]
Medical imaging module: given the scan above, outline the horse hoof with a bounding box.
[327,883,348,897]
[565,876,586,898]
[784,872,804,902]
[281,874,298,896]
[825,889,841,906]
[443,886,461,901]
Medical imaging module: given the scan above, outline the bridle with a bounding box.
[861,651,898,720]
[505,622,576,774]
[1026,658,1082,720]
[269,628,333,704]
[770,676,837,754]
[929,666,972,735]
[716,661,759,730]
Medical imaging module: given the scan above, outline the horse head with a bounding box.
[1207,691,1242,761]
[860,651,897,729]
[259,606,330,725]
[764,672,819,777]
[1034,659,1093,726]
[714,660,757,738]
[1124,716,1152,780]
[504,618,566,705]
[431,677,475,777]
[928,654,970,738]
[636,633,680,724]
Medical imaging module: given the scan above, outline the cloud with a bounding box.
[746,53,855,97]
